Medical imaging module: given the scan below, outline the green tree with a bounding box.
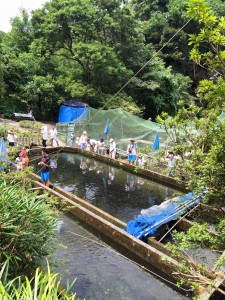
[158,0,225,205]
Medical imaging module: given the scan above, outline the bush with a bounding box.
[0,180,58,278]
[19,120,43,130]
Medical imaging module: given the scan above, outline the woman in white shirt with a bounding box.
[41,126,48,147]
[49,126,59,147]
[97,138,104,155]
[79,131,88,150]
[126,139,138,165]
[109,138,116,159]
[7,129,17,147]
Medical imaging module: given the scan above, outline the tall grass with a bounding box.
[0,260,76,299]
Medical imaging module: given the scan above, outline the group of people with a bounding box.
[5,124,179,187]
[75,131,140,163]
[41,125,59,147]
[76,131,118,159]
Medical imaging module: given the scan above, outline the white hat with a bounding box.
[110,138,113,142]
[83,131,87,134]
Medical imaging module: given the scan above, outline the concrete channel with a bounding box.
[29,146,225,299]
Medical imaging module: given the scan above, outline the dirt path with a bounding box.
[0,118,66,147]
[0,118,55,129]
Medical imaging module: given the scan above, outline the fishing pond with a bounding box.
[32,152,189,299]
[32,152,179,222]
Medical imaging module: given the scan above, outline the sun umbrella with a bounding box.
[104,119,110,134]
[151,132,160,150]
[0,137,8,162]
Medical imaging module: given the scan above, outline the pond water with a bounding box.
[33,152,188,299]
[54,214,188,300]
[32,152,178,222]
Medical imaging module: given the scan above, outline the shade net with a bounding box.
[56,107,171,154]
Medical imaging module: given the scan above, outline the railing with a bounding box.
[16,137,41,149]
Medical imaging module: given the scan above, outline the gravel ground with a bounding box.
[0,117,55,129]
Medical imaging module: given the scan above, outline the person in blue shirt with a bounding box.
[38,148,50,187]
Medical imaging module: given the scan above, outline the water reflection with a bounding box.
[33,153,178,222]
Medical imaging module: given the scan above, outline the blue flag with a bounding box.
[151,132,160,150]
[104,119,110,134]
[0,137,8,162]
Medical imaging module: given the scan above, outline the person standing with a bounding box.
[97,138,104,155]
[7,129,17,147]
[79,131,88,150]
[166,151,177,176]
[50,126,59,147]
[109,138,116,159]
[126,139,138,165]
[41,126,48,147]
[38,148,50,187]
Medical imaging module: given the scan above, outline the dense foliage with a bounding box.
[3,0,222,120]
[157,0,225,205]
[0,175,77,298]
[0,262,76,300]
[0,179,58,278]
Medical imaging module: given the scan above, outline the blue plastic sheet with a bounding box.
[58,106,88,122]
[126,192,203,241]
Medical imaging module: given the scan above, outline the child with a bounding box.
[15,154,22,171]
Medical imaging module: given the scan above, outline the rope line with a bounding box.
[66,230,192,292]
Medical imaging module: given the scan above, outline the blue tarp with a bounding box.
[126,192,204,241]
[58,99,89,122]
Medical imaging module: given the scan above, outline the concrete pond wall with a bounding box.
[29,146,225,299]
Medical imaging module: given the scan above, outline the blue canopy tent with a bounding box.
[58,100,89,123]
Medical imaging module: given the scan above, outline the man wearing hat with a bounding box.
[7,129,17,147]
[126,139,138,165]
[109,138,116,159]
[79,131,88,150]
[38,148,50,187]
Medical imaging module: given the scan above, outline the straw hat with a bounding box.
[110,138,114,142]
[83,131,87,135]
[8,129,15,134]
[130,138,135,142]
